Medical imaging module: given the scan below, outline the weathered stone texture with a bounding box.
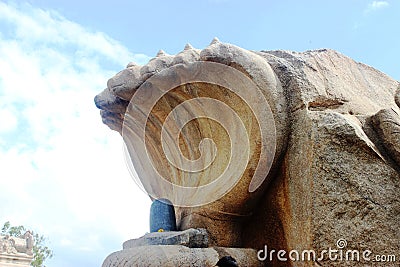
[123,228,208,249]
[95,41,400,266]
[102,245,262,267]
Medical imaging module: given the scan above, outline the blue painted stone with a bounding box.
[150,198,177,232]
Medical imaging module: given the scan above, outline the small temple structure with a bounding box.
[0,231,34,267]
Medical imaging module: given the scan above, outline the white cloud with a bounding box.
[364,1,389,14]
[0,2,151,267]
[0,2,149,67]
[0,108,18,133]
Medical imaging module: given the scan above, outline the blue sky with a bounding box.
[23,0,400,80]
[0,1,398,267]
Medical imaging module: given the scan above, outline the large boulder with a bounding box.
[95,41,400,266]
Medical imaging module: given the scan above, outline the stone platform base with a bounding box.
[102,229,262,267]
[0,253,33,267]
[102,245,262,267]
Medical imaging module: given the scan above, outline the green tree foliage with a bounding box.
[1,221,53,267]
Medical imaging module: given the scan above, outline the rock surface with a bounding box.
[372,108,400,166]
[95,40,400,266]
[102,245,262,267]
[123,228,208,249]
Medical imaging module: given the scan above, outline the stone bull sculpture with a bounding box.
[95,39,400,266]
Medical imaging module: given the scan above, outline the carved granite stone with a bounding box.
[123,228,208,249]
[102,245,262,267]
[372,108,400,166]
[95,40,400,266]
[150,199,177,233]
